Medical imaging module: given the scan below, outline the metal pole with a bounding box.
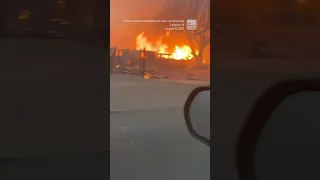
[142,48,146,76]
[139,49,143,75]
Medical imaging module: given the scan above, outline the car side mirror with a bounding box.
[184,86,210,146]
[237,79,320,180]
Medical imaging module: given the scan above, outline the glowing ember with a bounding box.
[136,32,196,60]
[144,73,151,79]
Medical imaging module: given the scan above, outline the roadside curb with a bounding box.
[110,104,184,114]
[149,79,210,85]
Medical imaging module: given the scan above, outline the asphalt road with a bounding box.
[1,86,209,180]
[110,74,210,111]
[110,107,210,180]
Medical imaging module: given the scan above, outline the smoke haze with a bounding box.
[110,0,165,48]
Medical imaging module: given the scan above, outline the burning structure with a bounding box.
[110,32,207,79]
[136,32,198,61]
[135,32,199,71]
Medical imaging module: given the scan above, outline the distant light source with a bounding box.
[18,10,31,20]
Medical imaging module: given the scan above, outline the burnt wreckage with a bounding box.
[109,47,200,80]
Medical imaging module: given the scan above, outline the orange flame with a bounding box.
[136,32,196,60]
